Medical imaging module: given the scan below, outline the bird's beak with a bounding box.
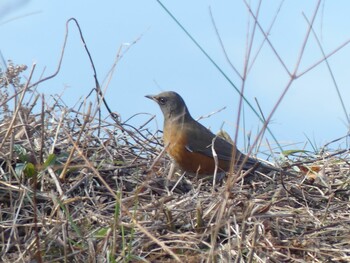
[145,94,156,101]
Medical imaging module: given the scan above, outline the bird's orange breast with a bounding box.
[163,122,230,174]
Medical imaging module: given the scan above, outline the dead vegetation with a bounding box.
[0,62,349,263]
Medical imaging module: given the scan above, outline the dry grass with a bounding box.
[1,62,350,263]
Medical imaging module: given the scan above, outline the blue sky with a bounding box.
[1,0,350,155]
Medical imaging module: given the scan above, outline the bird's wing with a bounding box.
[184,122,255,167]
[183,121,231,159]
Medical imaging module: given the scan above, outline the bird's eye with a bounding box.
[159,97,167,105]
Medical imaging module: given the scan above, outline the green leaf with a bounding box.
[43,154,57,169]
[95,227,109,238]
[281,149,309,157]
[24,163,37,178]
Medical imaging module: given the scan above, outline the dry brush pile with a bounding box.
[0,62,350,262]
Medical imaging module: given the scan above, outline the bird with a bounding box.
[146,91,275,175]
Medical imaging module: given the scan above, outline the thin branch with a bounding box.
[0,63,36,150]
[247,0,286,74]
[243,0,291,76]
[209,7,243,80]
[302,12,350,127]
[297,38,350,78]
[292,0,322,76]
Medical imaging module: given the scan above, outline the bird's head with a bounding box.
[146,91,191,122]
